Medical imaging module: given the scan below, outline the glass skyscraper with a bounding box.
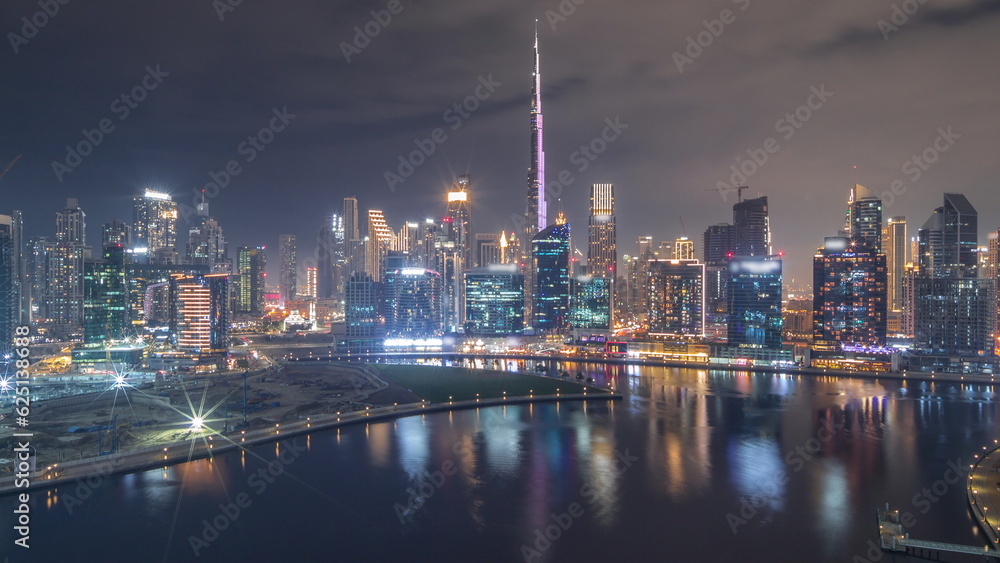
[733,196,770,257]
[83,245,130,345]
[384,268,442,338]
[531,223,570,331]
[464,265,524,336]
[570,275,612,331]
[727,257,783,349]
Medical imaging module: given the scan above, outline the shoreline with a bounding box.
[0,390,620,497]
[968,444,1000,551]
[315,351,1000,387]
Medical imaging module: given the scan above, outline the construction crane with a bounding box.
[705,184,749,203]
[0,155,21,185]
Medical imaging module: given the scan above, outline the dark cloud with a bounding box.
[0,0,997,285]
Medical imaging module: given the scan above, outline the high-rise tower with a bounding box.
[279,234,297,306]
[587,183,616,277]
[848,184,883,251]
[525,24,546,242]
[447,175,473,267]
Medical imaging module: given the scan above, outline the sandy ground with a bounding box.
[1,361,421,470]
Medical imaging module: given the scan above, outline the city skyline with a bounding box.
[2,1,999,285]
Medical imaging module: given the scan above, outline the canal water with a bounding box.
[2,362,998,562]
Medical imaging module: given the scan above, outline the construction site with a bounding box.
[0,361,420,472]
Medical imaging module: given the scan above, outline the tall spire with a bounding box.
[526,20,546,241]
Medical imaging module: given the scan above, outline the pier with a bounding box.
[877,505,1000,559]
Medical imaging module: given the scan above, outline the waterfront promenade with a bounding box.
[969,442,1000,550]
[0,385,620,496]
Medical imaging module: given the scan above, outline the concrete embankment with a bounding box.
[0,391,620,496]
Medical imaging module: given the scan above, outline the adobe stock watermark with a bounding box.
[727,418,843,534]
[872,126,959,210]
[383,74,502,192]
[544,0,588,30]
[7,0,71,54]
[713,84,833,202]
[520,449,639,562]
[212,0,244,21]
[878,0,928,41]
[51,64,170,182]
[188,439,308,557]
[60,459,117,515]
[340,0,412,63]
[509,115,629,235]
[177,106,296,225]
[672,0,751,73]
[394,409,509,530]
[850,457,971,562]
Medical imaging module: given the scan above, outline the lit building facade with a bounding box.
[279,234,297,305]
[83,245,130,345]
[464,265,524,336]
[727,257,783,349]
[236,246,266,316]
[531,222,571,331]
[132,190,178,264]
[587,183,616,277]
[384,268,442,338]
[571,275,612,331]
[648,259,705,336]
[812,237,887,347]
[882,216,907,311]
[169,273,229,355]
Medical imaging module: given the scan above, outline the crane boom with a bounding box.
[0,155,22,184]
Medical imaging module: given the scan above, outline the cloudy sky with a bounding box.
[2,0,998,283]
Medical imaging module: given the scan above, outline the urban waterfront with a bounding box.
[2,362,997,562]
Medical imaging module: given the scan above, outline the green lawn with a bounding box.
[373,364,606,404]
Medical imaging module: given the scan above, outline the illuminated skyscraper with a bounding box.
[733,196,770,257]
[674,237,694,260]
[102,220,131,249]
[464,265,524,336]
[525,26,546,241]
[475,233,501,267]
[169,273,229,355]
[56,199,86,245]
[279,234,297,305]
[727,257,783,349]
[812,237,887,347]
[305,267,318,300]
[132,190,178,264]
[0,214,17,353]
[384,268,442,338]
[366,210,396,283]
[447,175,473,266]
[185,194,229,272]
[882,217,907,311]
[236,246,266,316]
[910,194,995,366]
[647,259,705,337]
[340,272,382,351]
[83,245,130,345]
[587,183,616,277]
[531,222,570,331]
[570,275,612,332]
[343,197,363,277]
[847,184,882,251]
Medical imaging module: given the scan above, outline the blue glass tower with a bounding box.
[531,222,570,331]
[727,257,783,349]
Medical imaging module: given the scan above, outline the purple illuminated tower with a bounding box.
[525,22,546,242]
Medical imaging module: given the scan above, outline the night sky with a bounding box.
[2,0,998,284]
